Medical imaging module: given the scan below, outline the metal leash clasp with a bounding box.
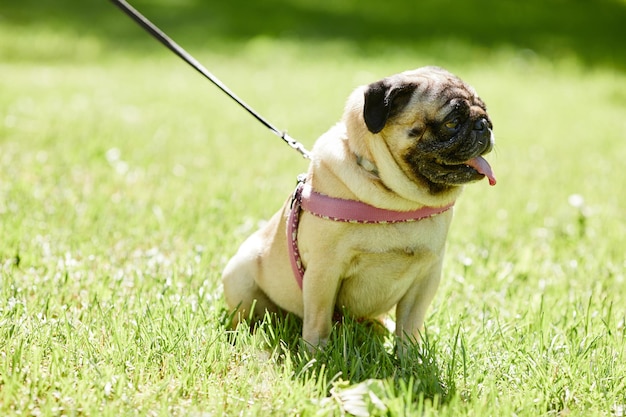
[281,132,311,159]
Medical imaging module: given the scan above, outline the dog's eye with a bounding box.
[444,118,460,130]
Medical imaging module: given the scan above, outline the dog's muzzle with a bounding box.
[473,118,494,155]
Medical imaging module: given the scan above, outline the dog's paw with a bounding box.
[303,336,329,354]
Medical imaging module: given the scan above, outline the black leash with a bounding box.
[109,0,311,159]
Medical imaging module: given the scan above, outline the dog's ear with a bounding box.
[363,81,416,133]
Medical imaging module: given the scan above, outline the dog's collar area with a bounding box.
[287,177,455,289]
[356,154,380,178]
[300,182,454,223]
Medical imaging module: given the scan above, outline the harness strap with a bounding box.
[287,178,454,289]
[287,181,307,288]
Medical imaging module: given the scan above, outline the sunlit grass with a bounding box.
[1,1,625,415]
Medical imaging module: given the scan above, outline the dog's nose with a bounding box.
[473,118,488,131]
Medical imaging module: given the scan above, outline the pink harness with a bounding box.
[287,178,454,289]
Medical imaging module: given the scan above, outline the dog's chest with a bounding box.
[333,218,449,317]
[335,247,437,317]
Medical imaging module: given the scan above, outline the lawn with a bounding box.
[1,0,625,415]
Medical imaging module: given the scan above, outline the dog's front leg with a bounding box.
[301,262,342,350]
[395,259,444,348]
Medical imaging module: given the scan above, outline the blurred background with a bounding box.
[3,0,625,67]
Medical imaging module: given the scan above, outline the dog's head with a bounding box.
[346,66,495,196]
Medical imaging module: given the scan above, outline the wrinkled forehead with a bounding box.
[411,71,473,100]
[403,70,485,117]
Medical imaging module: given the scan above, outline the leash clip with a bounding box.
[282,132,311,159]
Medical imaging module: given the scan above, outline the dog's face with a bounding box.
[362,66,495,194]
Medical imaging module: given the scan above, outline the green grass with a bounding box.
[1,0,625,415]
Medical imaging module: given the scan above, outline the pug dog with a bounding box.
[222,66,496,349]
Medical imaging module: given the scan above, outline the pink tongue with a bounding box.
[465,156,496,186]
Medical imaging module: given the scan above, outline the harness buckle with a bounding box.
[290,174,307,209]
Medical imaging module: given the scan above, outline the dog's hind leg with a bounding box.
[222,250,281,326]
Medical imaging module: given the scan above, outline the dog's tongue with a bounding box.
[466,156,496,186]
